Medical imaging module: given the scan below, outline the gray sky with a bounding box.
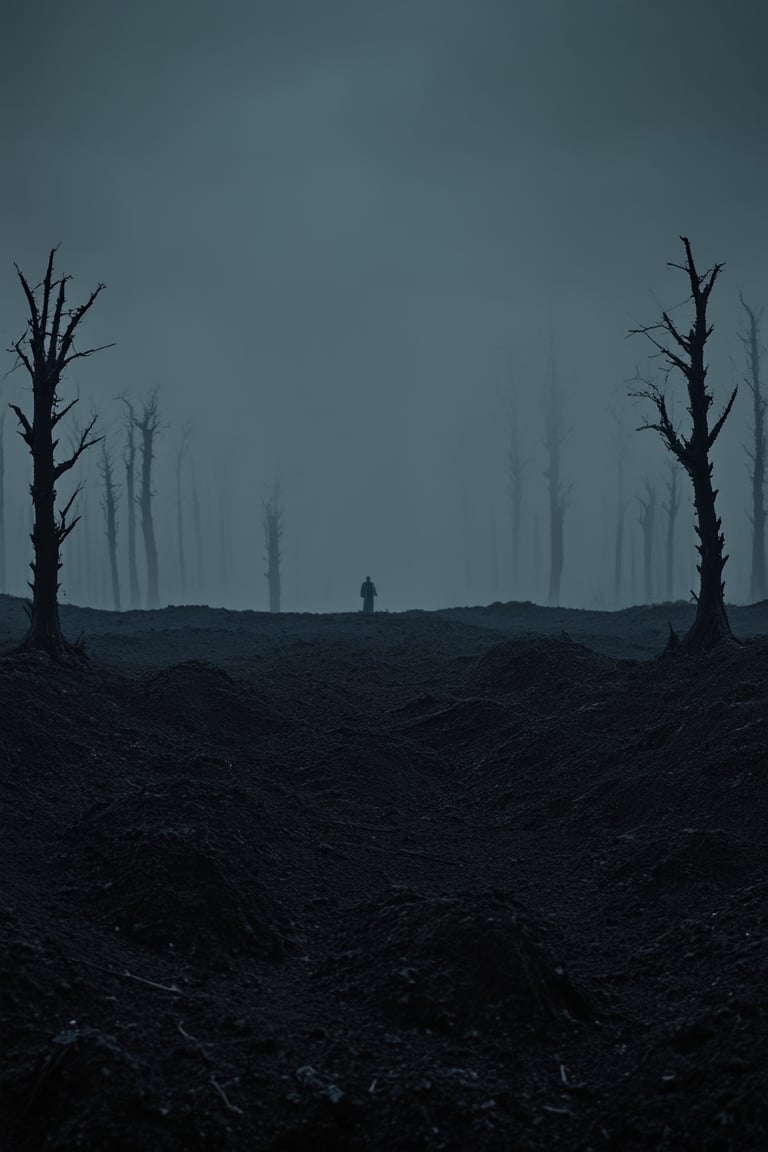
[2,0,768,611]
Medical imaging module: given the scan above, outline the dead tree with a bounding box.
[630,236,737,651]
[663,461,681,601]
[739,293,767,602]
[175,425,191,600]
[132,392,161,609]
[507,390,523,594]
[543,357,571,606]
[263,479,283,613]
[99,441,121,611]
[637,479,657,604]
[120,399,141,608]
[8,249,110,659]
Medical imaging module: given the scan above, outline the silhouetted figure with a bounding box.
[360,576,377,614]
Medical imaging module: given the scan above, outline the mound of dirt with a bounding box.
[59,778,288,959]
[398,697,512,754]
[128,660,281,739]
[468,632,616,702]
[605,825,762,912]
[75,823,283,958]
[324,890,592,1035]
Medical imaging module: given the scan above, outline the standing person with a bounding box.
[360,576,377,614]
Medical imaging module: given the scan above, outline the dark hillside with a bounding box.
[1,596,767,1150]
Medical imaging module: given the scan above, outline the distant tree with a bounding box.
[175,425,191,600]
[637,479,657,604]
[132,391,161,609]
[120,399,141,609]
[7,249,110,659]
[663,460,681,601]
[99,441,121,611]
[263,478,283,613]
[543,356,571,606]
[738,293,767,602]
[631,236,737,651]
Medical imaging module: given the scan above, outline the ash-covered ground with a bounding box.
[1,594,767,1151]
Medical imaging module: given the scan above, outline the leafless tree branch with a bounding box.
[708,385,738,449]
[55,414,102,480]
[9,403,33,445]
[51,397,79,429]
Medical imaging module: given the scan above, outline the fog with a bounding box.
[1,0,767,613]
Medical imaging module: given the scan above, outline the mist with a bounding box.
[2,0,767,614]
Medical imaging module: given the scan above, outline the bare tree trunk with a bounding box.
[631,237,736,651]
[548,504,564,607]
[739,293,767,602]
[638,480,656,604]
[121,406,141,609]
[663,462,680,601]
[9,250,108,659]
[25,501,33,595]
[263,480,283,613]
[99,442,121,611]
[133,393,161,610]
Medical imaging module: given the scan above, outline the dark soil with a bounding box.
[1,594,767,1150]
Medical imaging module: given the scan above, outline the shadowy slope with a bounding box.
[1,596,766,1150]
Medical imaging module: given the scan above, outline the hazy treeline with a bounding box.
[0,393,286,615]
[0,258,764,616]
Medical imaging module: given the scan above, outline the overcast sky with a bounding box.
[2,0,768,612]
